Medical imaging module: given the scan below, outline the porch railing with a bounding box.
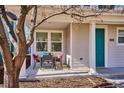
[66,55,72,68]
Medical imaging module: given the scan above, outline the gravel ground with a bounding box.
[0,75,115,88]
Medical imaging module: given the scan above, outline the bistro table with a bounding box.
[40,52,63,70]
[40,53,55,69]
[52,53,63,69]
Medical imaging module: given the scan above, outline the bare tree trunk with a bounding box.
[3,62,19,88]
[3,51,26,88]
[11,70,19,88]
[4,71,19,88]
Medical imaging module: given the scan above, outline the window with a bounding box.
[36,32,48,51]
[51,33,62,52]
[117,28,124,45]
[35,31,63,52]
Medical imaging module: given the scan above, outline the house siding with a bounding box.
[108,24,124,67]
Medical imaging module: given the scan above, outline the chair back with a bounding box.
[42,53,53,61]
[33,54,40,62]
[53,53,63,62]
[41,51,48,57]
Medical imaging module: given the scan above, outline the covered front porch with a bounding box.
[29,22,73,70]
[21,21,90,78]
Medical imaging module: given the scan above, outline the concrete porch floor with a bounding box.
[96,67,124,88]
[26,63,89,79]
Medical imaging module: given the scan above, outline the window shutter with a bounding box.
[0,53,2,64]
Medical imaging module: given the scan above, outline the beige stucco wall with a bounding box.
[107,24,124,67]
[65,25,70,55]
[71,23,89,68]
[62,25,71,64]
[63,28,68,63]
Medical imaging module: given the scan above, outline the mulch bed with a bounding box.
[0,75,115,88]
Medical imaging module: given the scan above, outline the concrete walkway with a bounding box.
[96,67,124,88]
[96,67,124,76]
[104,76,124,88]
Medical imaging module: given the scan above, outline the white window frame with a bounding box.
[35,32,48,52]
[34,30,63,54]
[51,32,63,52]
[117,27,124,46]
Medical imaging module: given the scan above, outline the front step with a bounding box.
[72,63,85,68]
[26,70,89,80]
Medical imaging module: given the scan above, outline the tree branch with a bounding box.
[26,6,37,48]
[27,5,35,11]
[64,11,102,19]
[0,17,13,73]
[0,36,4,46]
[0,5,17,42]
[34,6,74,28]
[26,6,74,48]
[14,5,33,69]
[17,5,32,45]
[26,6,104,48]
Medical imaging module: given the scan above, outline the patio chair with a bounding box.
[33,54,40,69]
[54,53,63,70]
[41,53,54,69]
[40,51,48,67]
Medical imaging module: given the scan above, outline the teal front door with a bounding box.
[96,28,105,67]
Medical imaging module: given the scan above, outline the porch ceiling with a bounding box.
[36,22,70,30]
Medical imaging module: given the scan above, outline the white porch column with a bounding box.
[89,22,96,74]
[70,22,73,69]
